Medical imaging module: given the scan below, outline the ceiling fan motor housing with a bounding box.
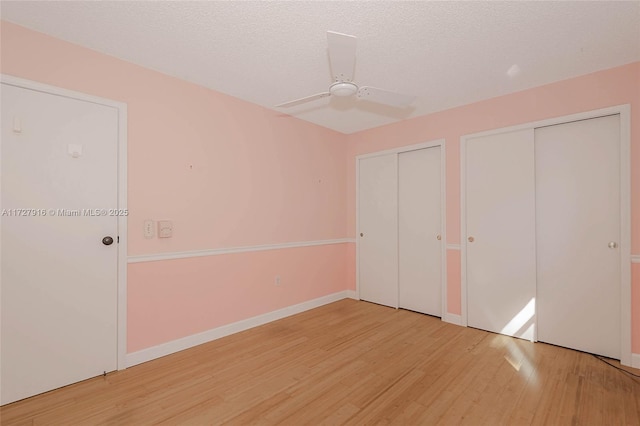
[330,82,358,97]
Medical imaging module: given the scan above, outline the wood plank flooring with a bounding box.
[2,299,639,425]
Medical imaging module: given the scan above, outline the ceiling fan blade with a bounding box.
[275,92,331,108]
[357,86,416,108]
[327,31,357,82]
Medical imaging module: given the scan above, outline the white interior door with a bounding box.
[1,84,119,404]
[358,154,398,308]
[398,147,442,316]
[465,129,537,340]
[536,115,621,359]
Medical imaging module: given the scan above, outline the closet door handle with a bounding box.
[608,241,617,249]
[468,236,475,243]
[436,234,441,241]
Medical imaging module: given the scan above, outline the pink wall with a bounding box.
[128,244,348,352]
[346,62,640,351]
[0,21,348,254]
[1,21,350,353]
[446,251,461,315]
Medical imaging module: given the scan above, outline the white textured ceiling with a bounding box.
[2,1,639,134]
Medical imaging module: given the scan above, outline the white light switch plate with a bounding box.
[144,220,154,238]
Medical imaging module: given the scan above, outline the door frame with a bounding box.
[460,104,631,366]
[356,139,447,314]
[0,74,128,370]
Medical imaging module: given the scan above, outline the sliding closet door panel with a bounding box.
[466,129,536,340]
[536,115,621,359]
[358,154,398,308]
[398,147,442,316]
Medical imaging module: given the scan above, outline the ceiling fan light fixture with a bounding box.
[330,82,358,97]
[276,32,415,109]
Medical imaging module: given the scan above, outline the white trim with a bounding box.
[460,135,469,327]
[1,75,120,109]
[439,143,448,319]
[126,290,351,367]
[356,139,445,160]
[355,139,447,314]
[0,74,129,370]
[443,313,462,326]
[632,353,640,369]
[355,155,361,299]
[446,244,461,250]
[460,104,632,366]
[128,238,353,263]
[462,105,630,141]
[632,255,640,264]
[619,105,632,367]
[346,289,358,299]
[394,152,400,310]
[116,95,128,371]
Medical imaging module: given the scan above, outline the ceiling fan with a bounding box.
[275,31,416,109]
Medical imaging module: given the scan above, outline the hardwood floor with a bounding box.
[2,299,639,425]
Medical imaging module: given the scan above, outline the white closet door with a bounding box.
[1,84,118,404]
[466,129,536,340]
[536,115,621,359]
[358,154,398,308]
[398,147,442,316]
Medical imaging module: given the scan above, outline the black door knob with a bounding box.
[102,236,114,246]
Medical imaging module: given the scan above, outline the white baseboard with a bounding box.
[443,313,462,326]
[345,290,358,300]
[631,353,640,369]
[126,290,351,367]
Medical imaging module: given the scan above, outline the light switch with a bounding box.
[144,220,154,238]
[158,220,172,238]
